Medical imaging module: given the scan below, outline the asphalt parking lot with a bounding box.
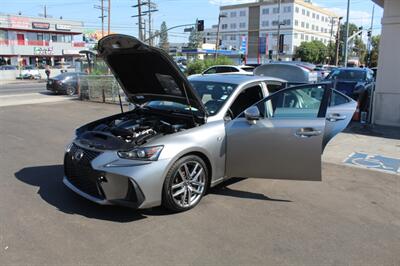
[0,100,399,265]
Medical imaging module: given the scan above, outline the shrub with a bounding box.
[186,56,234,75]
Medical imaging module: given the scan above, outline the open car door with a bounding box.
[225,84,332,181]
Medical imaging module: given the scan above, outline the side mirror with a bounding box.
[244,106,261,125]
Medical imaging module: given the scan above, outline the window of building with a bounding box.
[301,33,304,40]
[283,19,291,26]
[37,33,43,41]
[321,15,324,21]
[273,7,279,14]
[294,33,298,39]
[222,24,228,30]
[316,26,319,31]
[230,35,236,40]
[302,9,305,15]
[312,25,315,30]
[43,33,50,41]
[305,35,309,41]
[239,22,246,28]
[262,8,269,15]
[295,7,299,13]
[325,28,328,33]
[222,35,227,40]
[311,36,314,41]
[283,6,291,13]
[51,34,57,42]
[230,23,236,29]
[306,22,309,29]
[312,13,315,19]
[301,21,305,28]
[321,27,324,33]
[239,10,246,16]
[0,30,8,40]
[230,11,236,17]
[57,34,64,42]
[272,20,279,26]
[294,19,299,26]
[65,35,72,43]
[262,20,269,27]
[316,14,320,20]
[307,10,310,16]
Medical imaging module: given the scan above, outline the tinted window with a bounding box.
[257,85,325,118]
[204,67,217,74]
[190,81,237,115]
[216,67,238,73]
[230,85,263,118]
[326,69,366,81]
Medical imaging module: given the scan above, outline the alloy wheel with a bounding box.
[170,161,206,208]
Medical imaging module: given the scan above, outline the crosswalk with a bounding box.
[0,92,73,107]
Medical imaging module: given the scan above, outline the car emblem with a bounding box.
[73,149,84,161]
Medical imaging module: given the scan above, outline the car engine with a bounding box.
[75,113,189,150]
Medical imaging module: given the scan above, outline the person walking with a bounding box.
[45,65,51,80]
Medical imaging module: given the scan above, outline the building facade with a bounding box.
[219,0,339,63]
[0,14,84,67]
[203,25,218,45]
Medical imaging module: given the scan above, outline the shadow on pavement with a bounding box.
[344,122,400,140]
[15,165,148,223]
[209,177,292,202]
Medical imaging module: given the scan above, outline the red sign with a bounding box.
[32,22,50,29]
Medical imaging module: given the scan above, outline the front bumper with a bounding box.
[63,143,146,209]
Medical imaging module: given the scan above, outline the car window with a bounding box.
[190,81,237,115]
[326,69,366,81]
[216,66,238,73]
[204,67,217,74]
[240,67,255,72]
[230,85,264,118]
[257,85,325,119]
[330,90,350,106]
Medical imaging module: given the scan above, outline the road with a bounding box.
[0,81,72,107]
[0,100,399,265]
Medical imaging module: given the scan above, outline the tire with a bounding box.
[65,86,76,96]
[162,155,209,212]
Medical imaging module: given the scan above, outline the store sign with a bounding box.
[34,47,54,55]
[62,49,80,55]
[240,36,247,54]
[32,22,50,30]
[9,16,30,29]
[56,24,71,31]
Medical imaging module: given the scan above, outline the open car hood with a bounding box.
[97,34,207,120]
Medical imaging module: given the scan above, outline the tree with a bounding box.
[339,22,366,65]
[159,21,169,52]
[186,56,233,75]
[294,40,328,64]
[366,35,380,67]
[188,27,203,49]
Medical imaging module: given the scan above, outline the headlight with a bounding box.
[118,145,164,161]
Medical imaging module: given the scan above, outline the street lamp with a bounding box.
[215,13,227,60]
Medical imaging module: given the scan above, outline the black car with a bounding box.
[46,72,86,95]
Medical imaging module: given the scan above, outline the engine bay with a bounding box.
[75,110,192,151]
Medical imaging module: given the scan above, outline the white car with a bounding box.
[201,65,255,75]
[20,66,41,80]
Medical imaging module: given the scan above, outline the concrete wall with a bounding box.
[373,0,400,126]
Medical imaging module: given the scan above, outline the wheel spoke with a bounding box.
[181,188,187,205]
[190,180,203,186]
[172,182,184,190]
[189,186,202,195]
[187,187,192,203]
[190,163,200,178]
[192,168,203,181]
[178,168,186,181]
[173,188,185,197]
[183,163,191,180]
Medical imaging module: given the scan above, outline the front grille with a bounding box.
[64,144,104,199]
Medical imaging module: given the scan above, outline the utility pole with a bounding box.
[108,0,111,35]
[148,1,152,45]
[343,0,351,66]
[335,17,342,66]
[132,0,144,40]
[329,17,335,64]
[276,0,282,61]
[94,1,107,37]
[44,5,47,18]
[367,4,375,67]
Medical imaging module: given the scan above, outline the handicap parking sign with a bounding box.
[344,152,400,174]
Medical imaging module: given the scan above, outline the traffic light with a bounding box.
[358,26,363,36]
[268,50,273,59]
[197,20,204,32]
[278,34,284,53]
[367,30,372,37]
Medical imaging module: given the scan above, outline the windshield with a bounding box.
[326,69,366,81]
[190,81,237,115]
[144,81,237,116]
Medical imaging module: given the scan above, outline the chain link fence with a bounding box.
[78,74,126,104]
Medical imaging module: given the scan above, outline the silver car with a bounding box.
[63,34,356,212]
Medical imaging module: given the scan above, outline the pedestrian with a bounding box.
[45,65,51,80]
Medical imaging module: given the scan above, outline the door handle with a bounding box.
[295,128,322,138]
[326,113,346,122]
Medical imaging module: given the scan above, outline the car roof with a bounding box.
[336,67,370,72]
[205,65,239,69]
[188,73,287,84]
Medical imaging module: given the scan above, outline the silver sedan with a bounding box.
[63,34,356,212]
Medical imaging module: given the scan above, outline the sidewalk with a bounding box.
[323,123,400,174]
[0,79,46,86]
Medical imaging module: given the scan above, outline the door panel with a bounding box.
[323,90,357,148]
[226,84,330,181]
[17,34,25,45]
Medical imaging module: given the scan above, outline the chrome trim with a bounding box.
[63,176,111,205]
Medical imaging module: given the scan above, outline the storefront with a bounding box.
[0,14,85,68]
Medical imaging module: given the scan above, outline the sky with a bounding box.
[0,0,383,42]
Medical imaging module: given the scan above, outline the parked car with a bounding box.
[254,63,318,85]
[201,65,255,75]
[20,65,41,79]
[47,72,86,95]
[63,35,356,212]
[0,65,17,70]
